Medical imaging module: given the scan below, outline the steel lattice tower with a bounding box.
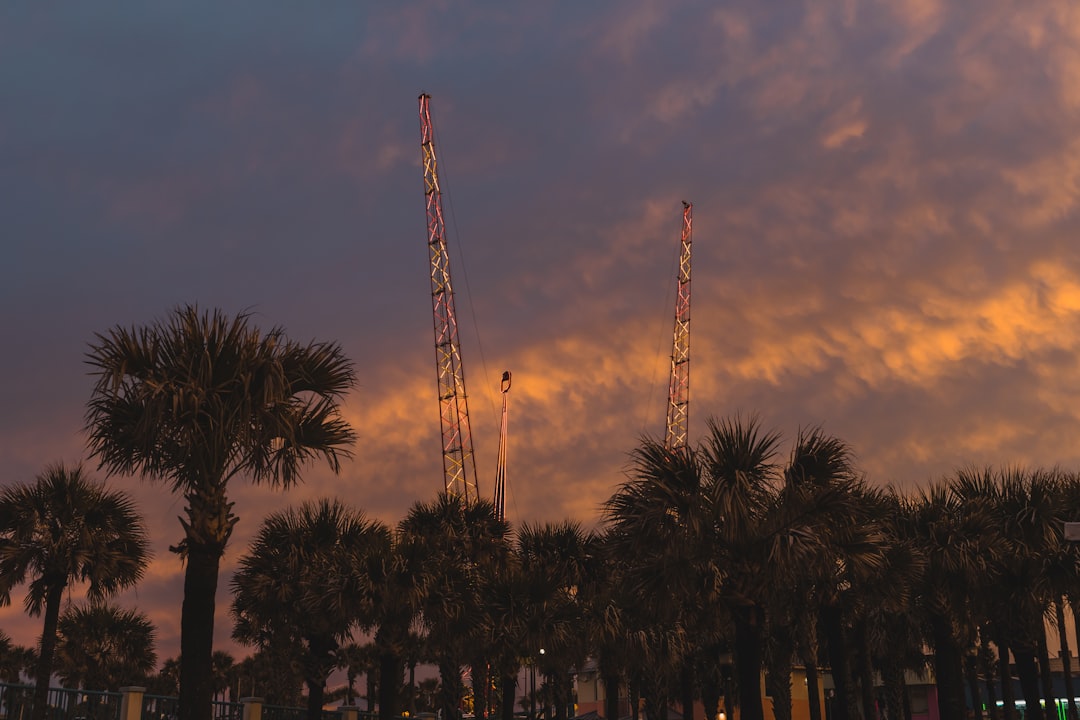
[419,93,478,502]
[664,201,693,451]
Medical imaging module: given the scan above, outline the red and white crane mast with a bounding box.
[419,93,479,502]
[664,201,693,451]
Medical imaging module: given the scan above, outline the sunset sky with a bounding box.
[3,1,1080,671]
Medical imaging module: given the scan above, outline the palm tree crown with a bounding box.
[55,603,158,691]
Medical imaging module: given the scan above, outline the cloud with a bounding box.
[5,0,1080,669]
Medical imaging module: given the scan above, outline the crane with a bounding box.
[493,370,511,521]
[664,201,693,451]
[419,93,479,502]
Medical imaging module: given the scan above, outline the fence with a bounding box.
[0,685,353,720]
[0,684,122,720]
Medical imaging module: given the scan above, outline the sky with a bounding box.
[3,0,1080,675]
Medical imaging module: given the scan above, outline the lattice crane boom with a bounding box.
[419,93,478,501]
[664,201,693,451]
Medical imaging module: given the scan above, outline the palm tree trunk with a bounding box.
[984,671,999,720]
[1013,644,1041,720]
[879,658,903,720]
[820,605,853,720]
[368,667,377,713]
[1036,629,1057,720]
[179,541,221,720]
[642,670,666,720]
[306,678,327,720]
[854,619,875,720]
[766,621,793,720]
[994,631,1017,720]
[929,615,966,720]
[965,654,984,720]
[30,583,65,720]
[680,663,695,720]
[378,649,402,720]
[701,663,721,720]
[733,604,766,720]
[499,673,517,720]
[980,634,999,720]
[346,668,357,706]
[799,620,823,720]
[438,657,464,720]
[409,662,417,716]
[1056,599,1078,720]
[602,671,622,720]
[806,662,823,720]
[471,660,489,720]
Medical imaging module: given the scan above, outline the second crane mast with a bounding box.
[665,202,693,450]
[419,93,479,501]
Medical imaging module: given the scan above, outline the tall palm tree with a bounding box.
[604,439,705,720]
[85,305,356,720]
[900,474,1002,720]
[55,603,157,691]
[398,493,511,720]
[958,467,1067,720]
[0,463,150,720]
[231,499,391,720]
[516,522,594,720]
[372,533,428,720]
[770,430,891,720]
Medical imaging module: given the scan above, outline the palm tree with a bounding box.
[231,650,304,707]
[604,439,707,720]
[398,493,511,720]
[0,630,31,684]
[211,651,236,703]
[54,603,157,691]
[416,678,441,713]
[900,474,1002,720]
[148,657,181,697]
[336,642,369,707]
[769,428,884,720]
[956,467,1067,720]
[85,305,356,720]
[231,499,391,720]
[0,463,150,720]
[371,532,428,720]
[516,522,594,720]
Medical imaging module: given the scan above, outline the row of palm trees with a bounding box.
[0,605,155,691]
[3,305,1079,720]
[3,427,1080,720]
[602,419,1080,720]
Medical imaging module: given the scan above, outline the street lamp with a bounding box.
[530,649,546,720]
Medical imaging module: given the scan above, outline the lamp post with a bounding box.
[530,649,545,720]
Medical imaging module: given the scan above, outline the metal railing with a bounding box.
[0,683,393,720]
[0,684,122,720]
[261,705,343,720]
